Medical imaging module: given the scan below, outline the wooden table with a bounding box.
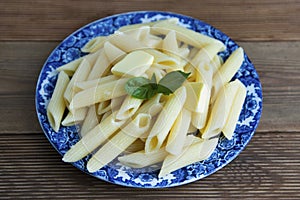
[1,0,299,199]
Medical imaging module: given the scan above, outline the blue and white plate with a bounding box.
[35,11,263,188]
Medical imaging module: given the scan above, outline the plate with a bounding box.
[35,11,263,188]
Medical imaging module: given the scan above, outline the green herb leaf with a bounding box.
[125,77,157,100]
[125,70,190,99]
[157,71,191,95]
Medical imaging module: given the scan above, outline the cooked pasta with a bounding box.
[47,19,247,177]
[47,71,69,132]
[145,86,187,153]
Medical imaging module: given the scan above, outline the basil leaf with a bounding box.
[125,77,157,100]
[125,70,190,99]
[157,70,191,95]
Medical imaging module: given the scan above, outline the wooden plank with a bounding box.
[1,41,299,133]
[243,42,300,132]
[0,132,299,199]
[0,0,299,41]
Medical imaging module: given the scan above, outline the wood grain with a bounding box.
[0,0,299,41]
[1,42,299,133]
[0,133,299,199]
[1,1,300,198]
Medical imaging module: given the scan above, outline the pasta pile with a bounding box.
[47,18,246,177]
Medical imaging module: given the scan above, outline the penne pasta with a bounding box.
[64,58,92,105]
[87,113,152,172]
[162,30,179,54]
[87,50,111,80]
[116,95,143,120]
[119,149,168,169]
[144,49,180,67]
[159,137,219,178]
[81,36,107,53]
[145,65,167,81]
[153,20,225,49]
[145,87,187,153]
[166,108,191,155]
[47,71,70,132]
[97,100,111,116]
[190,42,225,68]
[119,135,202,168]
[109,32,148,52]
[56,50,101,76]
[69,78,128,110]
[201,79,242,139]
[211,47,244,103]
[80,105,100,137]
[103,41,126,65]
[222,80,246,140]
[50,20,247,176]
[134,93,167,117]
[75,75,118,90]
[111,50,154,77]
[62,111,127,162]
[118,21,156,32]
[61,108,87,126]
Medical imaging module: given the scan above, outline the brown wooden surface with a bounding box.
[0,0,300,199]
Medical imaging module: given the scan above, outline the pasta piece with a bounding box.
[75,75,118,90]
[116,95,143,120]
[80,105,99,137]
[222,80,246,139]
[56,50,100,76]
[159,137,219,177]
[87,50,110,80]
[192,110,209,130]
[69,78,128,110]
[201,80,241,139]
[118,21,156,32]
[211,47,244,103]
[119,149,168,168]
[81,36,107,53]
[103,41,126,65]
[134,93,167,117]
[145,65,167,81]
[64,58,92,105]
[184,82,209,113]
[56,58,82,76]
[145,87,187,153]
[111,51,154,77]
[166,109,191,155]
[109,32,148,52]
[119,135,202,168]
[141,32,162,49]
[190,83,211,129]
[124,26,162,48]
[62,112,127,162]
[61,108,87,126]
[162,30,179,54]
[211,55,223,75]
[97,100,111,116]
[110,95,126,112]
[144,49,180,67]
[190,42,225,68]
[87,113,152,172]
[47,71,70,132]
[153,20,225,49]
